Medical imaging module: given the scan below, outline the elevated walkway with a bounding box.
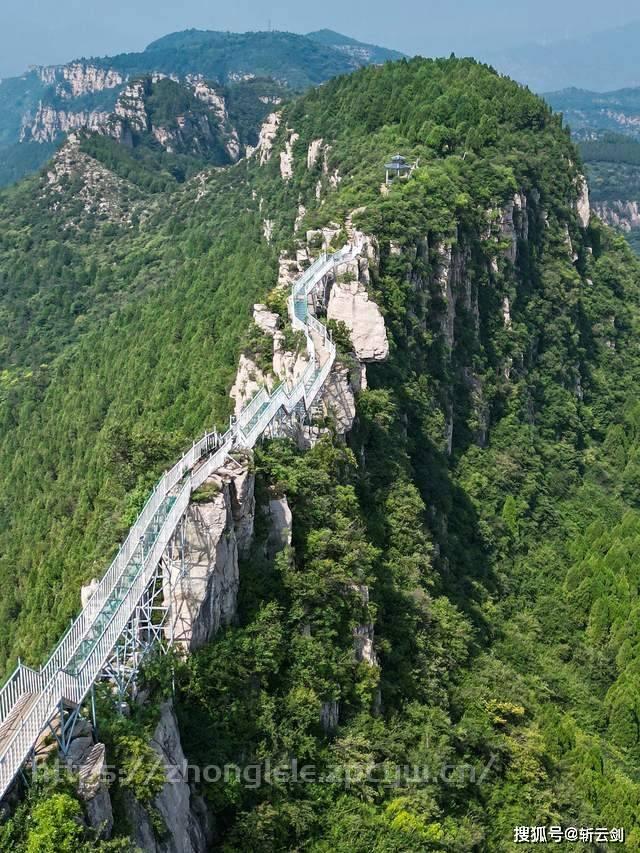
[0,244,355,801]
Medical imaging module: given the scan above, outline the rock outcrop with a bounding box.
[262,219,274,242]
[21,105,111,142]
[434,241,456,352]
[163,459,254,651]
[312,362,357,434]
[187,75,240,160]
[593,199,640,232]
[229,212,386,446]
[51,719,114,840]
[294,203,306,232]
[229,353,274,416]
[350,583,378,666]
[124,701,210,853]
[498,192,528,263]
[272,331,309,387]
[502,296,512,328]
[113,80,150,132]
[327,280,389,362]
[62,64,124,97]
[250,112,281,165]
[36,62,124,97]
[80,577,100,609]
[307,138,324,169]
[23,72,244,164]
[320,700,340,732]
[576,174,591,229]
[230,303,309,419]
[306,223,340,251]
[264,496,293,558]
[253,304,280,336]
[280,130,299,180]
[42,134,145,228]
[77,743,114,838]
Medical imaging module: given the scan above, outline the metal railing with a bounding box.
[0,243,355,801]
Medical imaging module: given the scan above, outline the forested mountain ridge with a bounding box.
[3,56,640,850]
[0,28,404,188]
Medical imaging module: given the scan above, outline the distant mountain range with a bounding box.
[484,20,640,93]
[544,87,640,139]
[9,19,640,192]
[0,28,405,187]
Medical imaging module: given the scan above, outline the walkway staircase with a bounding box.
[0,244,355,802]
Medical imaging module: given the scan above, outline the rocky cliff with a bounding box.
[593,199,640,232]
[163,457,255,651]
[16,69,241,159]
[21,105,112,143]
[34,62,125,97]
[123,701,211,853]
[100,75,241,162]
[4,69,276,189]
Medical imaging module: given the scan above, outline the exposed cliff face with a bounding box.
[2,28,402,189]
[35,63,125,97]
[576,174,591,228]
[307,137,323,169]
[47,707,114,839]
[17,63,124,145]
[113,80,150,133]
[497,192,529,263]
[163,458,255,651]
[593,199,640,232]
[76,743,114,838]
[400,186,551,452]
[350,583,378,666]
[327,277,389,362]
[21,105,111,143]
[264,496,293,558]
[188,75,241,160]
[312,363,357,435]
[229,302,311,418]
[280,129,299,180]
[16,71,247,171]
[124,701,210,853]
[229,352,274,416]
[378,187,542,456]
[248,111,281,164]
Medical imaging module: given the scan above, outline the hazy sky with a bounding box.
[2,0,640,78]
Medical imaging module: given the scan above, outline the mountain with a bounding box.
[3,55,640,849]
[0,28,404,188]
[117,28,404,86]
[486,20,640,92]
[545,86,640,139]
[305,28,405,64]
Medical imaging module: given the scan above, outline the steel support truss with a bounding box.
[99,555,173,705]
[263,399,309,441]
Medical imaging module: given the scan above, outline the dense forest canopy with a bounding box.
[2,56,640,850]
